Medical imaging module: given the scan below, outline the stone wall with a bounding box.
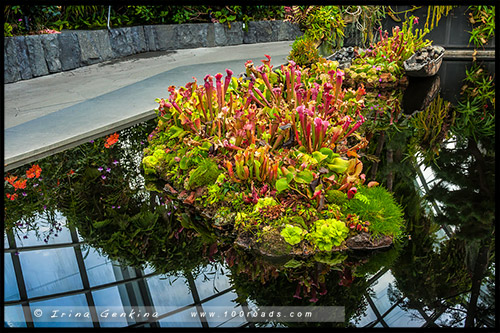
[4,20,302,83]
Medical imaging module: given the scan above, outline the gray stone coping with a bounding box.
[4,21,302,83]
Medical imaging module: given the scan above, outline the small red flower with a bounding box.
[104,133,119,148]
[67,169,75,176]
[6,193,18,201]
[26,164,42,179]
[5,175,18,186]
[13,179,27,190]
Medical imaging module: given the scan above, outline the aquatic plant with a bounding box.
[284,5,345,52]
[344,185,405,239]
[467,5,495,48]
[305,218,349,251]
[452,63,495,143]
[288,35,321,68]
[345,15,430,90]
[142,55,404,256]
[409,94,454,163]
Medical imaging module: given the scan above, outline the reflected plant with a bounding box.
[452,63,495,143]
[4,121,154,243]
[409,94,455,164]
[222,244,396,326]
[363,88,405,127]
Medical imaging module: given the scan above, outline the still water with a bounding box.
[4,60,495,328]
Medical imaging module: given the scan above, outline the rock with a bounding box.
[130,26,147,54]
[15,36,33,80]
[90,30,113,61]
[155,25,176,50]
[345,232,393,250]
[41,33,62,73]
[177,23,209,49]
[215,22,244,46]
[143,25,158,51]
[244,21,277,44]
[109,27,135,57]
[234,229,293,263]
[76,31,101,65]
[4,37,21,83]
[59,32,81,71]
[25,35,49,77]
[278,21,302,41]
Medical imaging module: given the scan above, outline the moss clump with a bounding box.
[345,185,405,239]
[142,155,159,175]
[258,228,293,257]
[325,189,347,205]
[187,159,221,190]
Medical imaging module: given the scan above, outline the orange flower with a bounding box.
[5,175,18,185]
[67,169,75,176]
[26,164,42,179]
[6,193,18,201]
[13,179,27,190]
[104,133,119,148]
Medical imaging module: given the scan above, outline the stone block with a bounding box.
[25,35,49,77]
[89,30,113,61]
[215,22,244,46]
[243,21,258,44]
[244,21,281,44]
[155,25,177,50]
[41,33,62,73]
[76,31,101,65]
[278,21,302,41]
[177,23,208,49]
[130,26,147,53]
[143,25,158,51]
[15,36,33,80]
[4,37,21,83]
[206,24,215,47]
[109,27,135,57]
[59,32,81,71]
[268,21,281,42]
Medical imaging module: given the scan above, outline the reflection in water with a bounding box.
[4,61,495,328]
[402,74,441,116]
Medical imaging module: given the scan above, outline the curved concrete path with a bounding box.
[4,41,294,171]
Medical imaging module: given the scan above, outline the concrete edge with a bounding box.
[4,110,157,172]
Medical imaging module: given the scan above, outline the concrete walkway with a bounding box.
[4,41,294,171]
